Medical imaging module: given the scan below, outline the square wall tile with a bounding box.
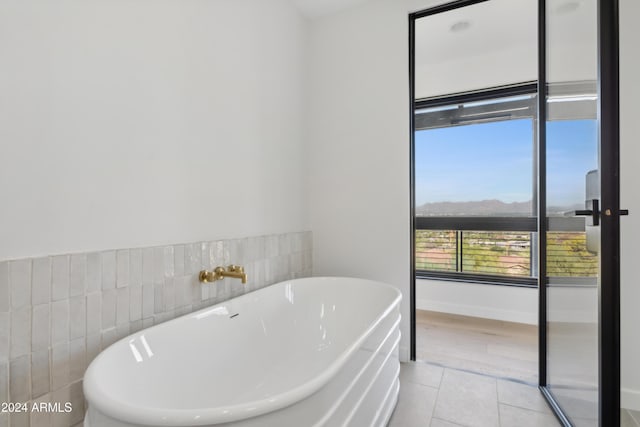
[69,254,86,297]
[0,230,310,427]
[101,290,116,330]
[86,292,102,335]
[153,247,165,285]
[0,362,7,403]
[291,232,303,253]
[265,235,279,258]
[116,288,130,325]
[200,242,211,270]
[101,328,117,351]
[69,381,85,425]
[86,253,101,294]
[101,251,116,290]
[129,286,142,322]
[31,257,51,306]
[142,248,154,286]
[86,334,100,366]
[200,282,209,301]
[0,263,8,313]
[227,239,245,265]
[51,343,69,391]
[247,236,265,262]
[69,296,86,340]
[31,349,50,398]
[68,338,85,383]
[184,243,200,276]
[11,412,30,427]
[50,300,69,346]
[31,304,50,352]
[278,234,291,256]
[154,284,164,314]
[9,355,30,403]
[130,320,143,334]
[129,248,142,287]
[30,394,51,427]
[173,245,185,277]
[116,323,130,341]
[0,313,8,362]
[142,285,154,319]
[10,259,31,309]
[51,385,70,427]
[86,293,101,336]
[163,246,174,278]
[10,307,31,359]
[163,279,175,311]
[210,241,224,268]
[116,249,129,288]
[51,255,69,302]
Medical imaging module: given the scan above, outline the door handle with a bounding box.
[572,199,600,226]
[570,199,630,225]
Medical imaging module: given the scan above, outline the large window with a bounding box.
[415,85,597,285]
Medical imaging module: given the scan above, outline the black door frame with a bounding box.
[538,1,621,426]
[408,1,621,425]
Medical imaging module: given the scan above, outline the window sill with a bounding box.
[415,270,538,288]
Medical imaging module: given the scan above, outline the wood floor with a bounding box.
[415,310,538,383]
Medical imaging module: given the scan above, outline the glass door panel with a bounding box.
[544,0,600,425]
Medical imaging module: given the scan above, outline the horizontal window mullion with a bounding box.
[416,270,538,288]
[416,216,537,231]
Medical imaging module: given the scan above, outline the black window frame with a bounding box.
[414,82,540,287]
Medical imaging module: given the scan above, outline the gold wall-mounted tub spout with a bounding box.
[199,265,247,284]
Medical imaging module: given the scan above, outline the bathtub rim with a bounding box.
[83,276,402,426]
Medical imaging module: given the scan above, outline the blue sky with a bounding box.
[415,119,598,207]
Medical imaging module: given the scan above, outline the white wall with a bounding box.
[307,0,417,361]
[0,0,308,261]
[619,0,640,410]
[417,279,538,324]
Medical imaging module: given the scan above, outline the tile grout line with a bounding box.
[407,360,561,425]
[494,375,501,427]
[428,368,446,427]
[627,408,640,427]
[425,367,445,426]
[413,358,539,388]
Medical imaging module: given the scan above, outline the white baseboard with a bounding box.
[416,298,537,325]
[623,387,640,411]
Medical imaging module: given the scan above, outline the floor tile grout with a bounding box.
[495,376,501,427]
[413,358,539,388]
[627,409,640,427]
[429,368,445,427]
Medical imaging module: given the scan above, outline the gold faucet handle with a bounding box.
[228,265,244,273]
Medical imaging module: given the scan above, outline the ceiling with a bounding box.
[289,0,377,18]
[290,0,446,18]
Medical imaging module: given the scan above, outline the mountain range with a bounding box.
[416,199,583,216]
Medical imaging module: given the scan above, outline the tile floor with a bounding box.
[388,361,560,427]
[394,310,640,426]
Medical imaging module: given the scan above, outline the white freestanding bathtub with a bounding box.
[83,277,402,427]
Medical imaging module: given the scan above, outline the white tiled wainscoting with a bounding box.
[0,231,312,427]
